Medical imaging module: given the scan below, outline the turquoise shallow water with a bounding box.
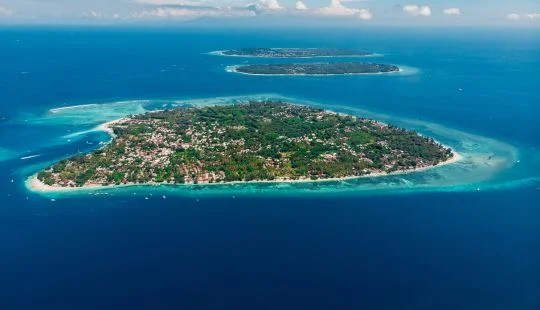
[0,27,539,309]
[17,94,528,197]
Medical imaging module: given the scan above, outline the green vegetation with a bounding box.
[235,63,400,75]
[222,48,372,58]
[37,102,453,188]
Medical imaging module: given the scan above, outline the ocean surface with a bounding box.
[0,26,539,309]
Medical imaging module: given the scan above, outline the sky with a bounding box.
[0,0,539,26]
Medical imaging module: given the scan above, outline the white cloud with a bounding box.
[244,0,285,14]
[506,12,540,20]
[357,9,372,20]
[259,0,284,10]
[316,0,372,20]
[135,0,204,5]
[0,7,13,17]
[80,11,121,20]
[443,8,461,16]
[295,1,308,10]
[506,13,520,20]
[317,0,357,16]
[82,11,105,19]
[130,7,255,19]
[403,4,431,17]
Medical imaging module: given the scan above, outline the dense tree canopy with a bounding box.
[38,102,453,188]
[235,63,399,75]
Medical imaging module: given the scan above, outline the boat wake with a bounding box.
[20,154,41,160]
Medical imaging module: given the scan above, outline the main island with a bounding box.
[220,48,373,58]
[34,102,455,190]
[231,63,400,76]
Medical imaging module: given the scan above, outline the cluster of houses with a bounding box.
[42,104,450,187]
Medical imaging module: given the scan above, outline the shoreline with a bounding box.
[226,65,403,77]
[19,95,521,196]
[26,104,463,194]
[95,118,125,138]
[27,151,462,194]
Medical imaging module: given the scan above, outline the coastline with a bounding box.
[27,103,465,194]
[226,65,403,77]
[26,151,462,194]
[95,118,126,138]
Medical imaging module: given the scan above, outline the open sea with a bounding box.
[0,26,539,309]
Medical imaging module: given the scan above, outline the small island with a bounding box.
[220,48,372,58]
[34,102,455,190]
[232,63,400,76]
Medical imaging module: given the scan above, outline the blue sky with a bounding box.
[0,0,539,25]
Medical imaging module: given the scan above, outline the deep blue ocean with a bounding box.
[0,26,539,309]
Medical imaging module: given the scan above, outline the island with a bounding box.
[220,48,373,58]
[34,102,456,189]
[232,63,400,76]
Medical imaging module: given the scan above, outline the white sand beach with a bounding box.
[27,150,462,193]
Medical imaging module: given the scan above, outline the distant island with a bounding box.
[220,48,373,58]
[232,63,400,76]
[33,102,456,190]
